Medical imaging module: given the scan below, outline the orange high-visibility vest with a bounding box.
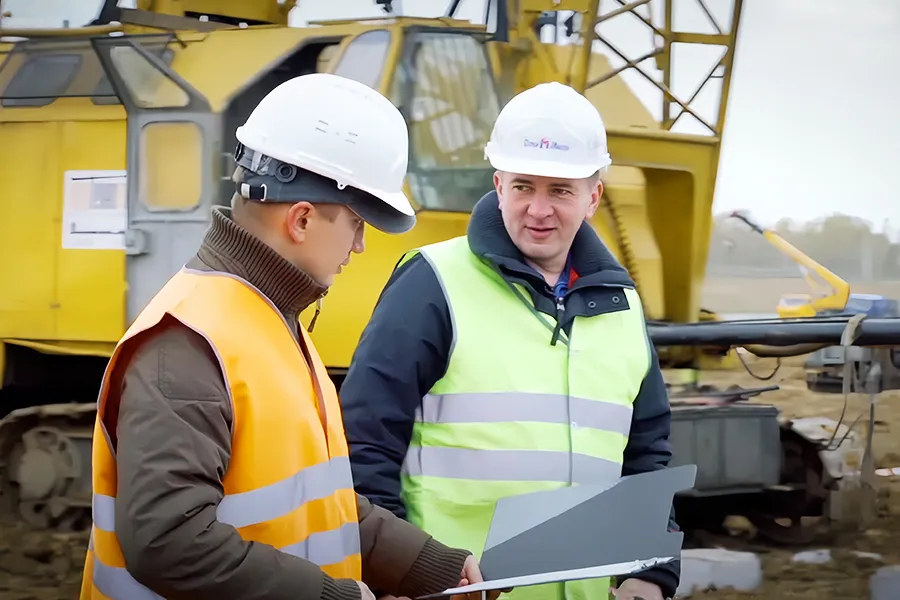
[80,268,361,600]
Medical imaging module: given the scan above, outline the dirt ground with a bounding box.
[0,523,86,600]
[679,357,900,599]
[690,279,900,597]
[2,278,899,599]
[4,360,898,599]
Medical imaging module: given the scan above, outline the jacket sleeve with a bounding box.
[112,319,362,600]
[614,337,681,599]
[340,254,453,519]
[356,493,470,598]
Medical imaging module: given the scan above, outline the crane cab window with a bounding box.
[139,121,204,211]
[331,30,392,90]
[391,31,501,213]
[0,37,175,108]
[106,45,184,108]
[94,46,175,106]
[1,53,81,107]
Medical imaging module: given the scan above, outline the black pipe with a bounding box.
[647,317,900,347]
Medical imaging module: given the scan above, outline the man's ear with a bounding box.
[286,201,314,243]
[585,179,603,219]
[493,171,503,203]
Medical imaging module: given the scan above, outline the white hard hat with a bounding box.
[483,81,612,180]
[234,73,415,234]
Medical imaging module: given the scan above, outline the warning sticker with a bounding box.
[62,170,127,250]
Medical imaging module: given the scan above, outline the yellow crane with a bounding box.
[729,210,851,319]
[0,0,745,531]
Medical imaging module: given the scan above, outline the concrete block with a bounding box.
[792,549,832,564]
[853,550,884,562]
[870,565,900,600]
[675,549,763,598]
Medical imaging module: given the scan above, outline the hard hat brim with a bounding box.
[487,152,609,180]
[345,188,417,235]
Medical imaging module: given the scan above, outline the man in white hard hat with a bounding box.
[340,82,681,600]
[80,73,494,600]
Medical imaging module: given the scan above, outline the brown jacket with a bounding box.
[108,207,470,600]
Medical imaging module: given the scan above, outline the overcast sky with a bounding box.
[4,0,897,232]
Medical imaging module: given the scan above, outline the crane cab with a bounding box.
[0,18,506,373]
[0,17,507,529]
[100,20,506,370]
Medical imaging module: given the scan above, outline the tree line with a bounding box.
[706,213,900,281]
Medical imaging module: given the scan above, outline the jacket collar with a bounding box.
[195,207,326,318]
[466,191,635,290]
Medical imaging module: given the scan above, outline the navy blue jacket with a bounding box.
[340,191,681,597]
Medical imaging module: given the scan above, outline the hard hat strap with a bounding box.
[239,182,268,201]
[234,143,356,206]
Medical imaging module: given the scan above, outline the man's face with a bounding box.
[494,171,602,268]
[285,203,366,287]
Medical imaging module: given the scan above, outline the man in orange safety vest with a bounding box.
[80,73,498,600]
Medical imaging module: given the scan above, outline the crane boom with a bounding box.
[730,210,851,315]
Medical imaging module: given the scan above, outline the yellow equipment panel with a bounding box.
[0,116,127,344]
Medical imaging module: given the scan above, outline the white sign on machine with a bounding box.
[62,170,127,250]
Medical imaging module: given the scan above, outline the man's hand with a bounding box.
[450,555,509,600]
[357,581,377,600]
[611,578,666,600]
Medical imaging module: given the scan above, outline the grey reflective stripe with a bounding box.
[91,522,360,600]
[419,392,633,437]
[403,446,622,485]
[93,558,164,600]
[282,521,362,565]
[90,526,360,599]
[90,456,361,599]
[92,493,116,532]
[217,456,354,529]
[92,457,354,533]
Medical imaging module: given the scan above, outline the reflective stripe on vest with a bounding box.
[80,269,361,599]
[403,391,634,482]
[398,236,650,600]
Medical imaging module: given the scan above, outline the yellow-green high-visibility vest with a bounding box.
[398,236,652,600]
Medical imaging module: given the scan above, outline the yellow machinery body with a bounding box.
[777,294,818,319]
[0,0,745,529]
[729,211,851,319]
